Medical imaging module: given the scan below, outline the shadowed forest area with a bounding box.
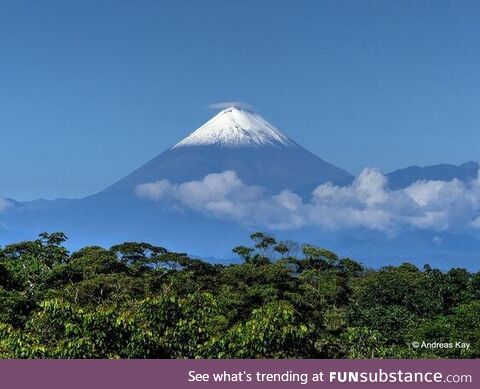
[0,232,479,359]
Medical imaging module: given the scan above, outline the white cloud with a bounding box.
[135,180,172,201]
[135,169,480,234]
[135,171,264,221]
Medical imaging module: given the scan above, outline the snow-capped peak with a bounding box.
[172,107,295,148]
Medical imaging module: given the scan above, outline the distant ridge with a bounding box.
[387,161,479,189]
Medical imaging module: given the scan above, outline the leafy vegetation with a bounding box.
[0,232,479,359]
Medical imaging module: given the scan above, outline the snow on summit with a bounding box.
[173,107,295,148]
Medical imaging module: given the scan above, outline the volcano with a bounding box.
[97,106,353,200]
[2,106,353,255]
[3,106,478,268]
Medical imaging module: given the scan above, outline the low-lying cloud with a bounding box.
[135,169,480,234]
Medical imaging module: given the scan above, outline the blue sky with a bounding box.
[1,0,479,200]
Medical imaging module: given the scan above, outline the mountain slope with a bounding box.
[98,107,353,198]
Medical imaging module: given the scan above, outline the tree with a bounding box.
[110,242,167,268]
[205,302,313,358]
[0,232,478,359]
[298,246,339,271]
[232,246,254,263]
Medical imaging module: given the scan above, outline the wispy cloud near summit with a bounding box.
[208,101,254,111]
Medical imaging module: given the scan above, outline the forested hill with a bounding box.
[0,232,479,359]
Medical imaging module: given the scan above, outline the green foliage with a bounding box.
[410,300,480,358]
[0,232,478,359]
[205,302,312,358]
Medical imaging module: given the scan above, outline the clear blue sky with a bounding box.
[1,0,479,200]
